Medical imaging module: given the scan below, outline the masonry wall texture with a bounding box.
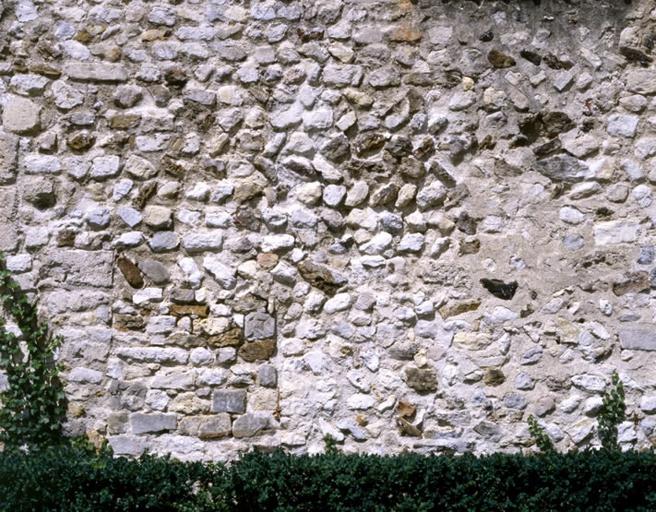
[1,0,656,460]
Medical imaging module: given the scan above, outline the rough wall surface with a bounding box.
[1,0,656,459]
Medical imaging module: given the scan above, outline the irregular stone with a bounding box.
[244,311,276,340]
[535,155,591,182]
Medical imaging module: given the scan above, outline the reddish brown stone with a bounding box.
[170,304,209,318]
[116,255,144,289]
[257,252,279,270]
[239,339,276,362]
[207,326,243,348]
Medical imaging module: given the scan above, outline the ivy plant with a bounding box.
[528,415,555,453]
[598,370,626,451]
[0,253,67,450]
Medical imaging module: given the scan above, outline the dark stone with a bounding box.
[405,366,438,393]
[480,278,518,300]
[386,135,412,158]
[206,326,243,348]
[67,131,95,152]
[354,132,386,157]
[543,53,573,70]
[488,49,515,68]
[320,134,350,163]
[612,271,650,296]
[484,368,505,386]
[430,160,456,188]
[211,389,246,414]
[520,49,542,66]
[116,255,144,289]
[298,260,346,295]
[535,154,589,183]
[456,212,478,235]
[479,30,494,42]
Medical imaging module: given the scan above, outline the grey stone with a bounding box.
[130,413,177,434]
[232,413,271,438]
[620,325,656,351]
[148,232,179,252]
[211,389,247,414]
[244,311,276,340]
[607,114,639,138]
[91,155,121,180]
[138,259,170,284]
[203,255,237,288]
[626,69,656,95]
[535,155,591,182]
[257,365,277,387]
[64,62,128,82]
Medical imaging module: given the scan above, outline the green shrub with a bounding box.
[3,447,656,511]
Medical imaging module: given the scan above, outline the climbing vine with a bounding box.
[0,253,67,450]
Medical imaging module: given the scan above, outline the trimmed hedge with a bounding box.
[2,446,656,511]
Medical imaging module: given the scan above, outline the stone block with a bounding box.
[620,325,656,351]
[212,389,247,414]
[130,413,177,434]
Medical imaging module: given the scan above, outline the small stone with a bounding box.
[138,259,170,285]
[484,368,505,386]
[24,177,56,208]
[257,365,277,387]
[203,255,237,289]
[416,182,446,210]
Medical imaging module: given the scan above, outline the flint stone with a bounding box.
[212,389,246,414]
[535,155,591,182]
[130,413,177,434]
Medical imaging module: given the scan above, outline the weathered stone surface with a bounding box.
[1,0,655,461]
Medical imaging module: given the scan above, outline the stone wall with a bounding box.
[1,0,656,460]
